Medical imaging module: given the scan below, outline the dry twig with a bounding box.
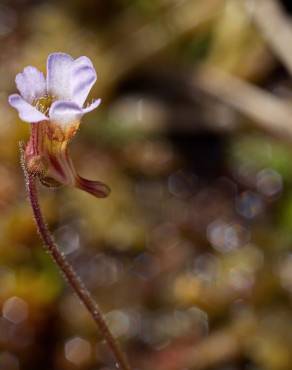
[195,66,292,140]
[247,0,292,75]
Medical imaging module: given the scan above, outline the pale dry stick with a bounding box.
[20,144,131,370]
[142,315,258,370]
[185,330,241,370]
[142,327,242,370]
[247,0,292,75]
[195,66,292,141]
[101,0,224,91]
[182,314,256,370]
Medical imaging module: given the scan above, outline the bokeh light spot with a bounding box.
[2,297,28,324]
[207,219,250,253]
[256,168,283,197]
[236,191,263,219]
[106,310,131,338]
[65,337,91,365]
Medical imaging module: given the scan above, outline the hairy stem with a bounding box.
[20,145,131,370]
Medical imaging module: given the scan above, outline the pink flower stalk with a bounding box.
[9,52,110,198]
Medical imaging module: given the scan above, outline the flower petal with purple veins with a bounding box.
[71,56,97,107]
[9,52,109,198]
[47,52,74,101]
[15,66,46,104]
[8,94,48,123]
[49,100,82,127]
[82,99,101,114]
[76,176,111,198]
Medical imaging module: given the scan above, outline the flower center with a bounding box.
[34,95,54,116]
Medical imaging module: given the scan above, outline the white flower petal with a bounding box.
[47,53,98,108]
[49,100,82,127]
[82,99,101,114]
[15,66,46,104]
[71,56,97,107]
[8,94,48,123]
[47,52,74,101]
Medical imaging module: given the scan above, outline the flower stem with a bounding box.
[20,144,131,370]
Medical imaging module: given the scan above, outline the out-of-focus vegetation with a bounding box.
[2,0,292,369]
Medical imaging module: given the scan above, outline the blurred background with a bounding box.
[2,0,292,369]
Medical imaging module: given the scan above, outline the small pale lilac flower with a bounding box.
[8,52,110,198]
